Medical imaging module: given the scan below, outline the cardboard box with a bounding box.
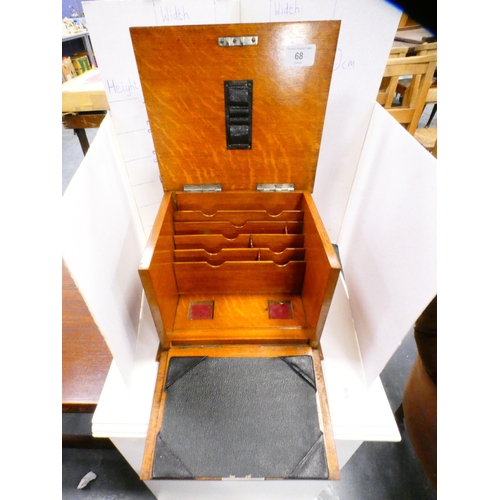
[62,56,78,82]
[62,69,110,113]
[71,53,92,75]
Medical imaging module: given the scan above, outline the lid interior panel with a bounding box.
[130,22,340,192]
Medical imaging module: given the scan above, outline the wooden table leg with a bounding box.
[74,128,90,155]
[62,111,107,156]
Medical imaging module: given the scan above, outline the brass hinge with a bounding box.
[256,183,295,192]
[183,184,222,193]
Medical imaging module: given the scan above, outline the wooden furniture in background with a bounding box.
[62,69,109,155]
[397,13,421,31]
[379,46,409,97]
[376,52,437,136]
[413,76,437,157]
[398,42,437,98]
[392,42,437,156]
[412,43,437,156]
[407,41,437,56]
[389,46,409,58]
[62,260,112,413]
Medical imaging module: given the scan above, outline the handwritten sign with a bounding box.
[153,1,216,25]
[240,0,336,23]
[273,1,301,17]
[157,4,191,22]
[106,78,141,99]
[333,48,355,71]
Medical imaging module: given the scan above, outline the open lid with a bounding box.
[130,21,340,192]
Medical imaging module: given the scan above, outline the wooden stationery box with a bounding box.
[131,21,342,481]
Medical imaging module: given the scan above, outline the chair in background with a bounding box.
[413,81,437,157]
[397,12,421,31]
[389,42,437,156]
[376,51,437,137]
[379,46,409,98]
[411,43,437,156]
[389,46,410,57]
[407,41,437,56]
[398,42,437,105]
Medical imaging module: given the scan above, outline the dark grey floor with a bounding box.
[62,125,98,195]
[62,107,437,499]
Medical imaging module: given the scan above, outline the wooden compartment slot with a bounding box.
[173,209,304,223]
[139,191,340,347]
[174,261,306,294]
[171,192,308,297]
[137,192,342,479]
[173,220,304,236]
[174,248,306,265]
[174,234,305,252]
[175,192,304,212]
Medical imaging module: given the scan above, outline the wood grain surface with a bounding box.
[140,191,340,348]
[133,21,342,482]
[312,349,340,480]
[174,233,305,252]
[174,260,306,294]
[62,261,112,412]
[140,350,170,480]
[139,193,178,346]
[174,293,306,330]
[175,192,304,212]
[173,247,305,264]
[301,192,341,347]
[173,209,304,224]
[130,22,340,192]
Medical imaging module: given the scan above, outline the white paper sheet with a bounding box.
[337,104,437,385]
[62,115,146,388]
